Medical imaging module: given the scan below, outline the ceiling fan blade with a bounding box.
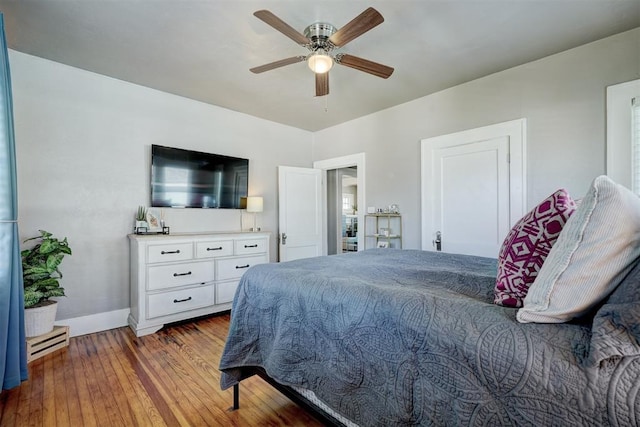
[250,56,306,74]
[254,10,311,45]
[336,54,394,79]
[328,7,384,48]
[315,72,329,97]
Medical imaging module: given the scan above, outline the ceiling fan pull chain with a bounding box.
[325,95,329,113]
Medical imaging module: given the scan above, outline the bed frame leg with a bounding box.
[233,383,240,410]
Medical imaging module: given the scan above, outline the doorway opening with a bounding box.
[313,153,366,256]
[327,167,358,255]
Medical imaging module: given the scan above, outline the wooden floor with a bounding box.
[0,313,324,426]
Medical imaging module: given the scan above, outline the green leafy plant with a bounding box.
[21,230,72,308]
[136,206,147,221]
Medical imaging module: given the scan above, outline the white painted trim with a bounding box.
[314,153,366,255]
[55,308,130,337]
[420,119,527,251]
[606,79,640,189]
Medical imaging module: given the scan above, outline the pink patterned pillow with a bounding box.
[494,189,577,307]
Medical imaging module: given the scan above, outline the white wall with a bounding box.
[11,27,640,324]
[312,28,640,250]
[11,50,313,321]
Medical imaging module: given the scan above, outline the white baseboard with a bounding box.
[55,308,130,337]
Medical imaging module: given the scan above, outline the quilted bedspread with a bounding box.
[219,249,639,426]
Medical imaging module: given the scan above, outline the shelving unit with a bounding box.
[364,213,402,249]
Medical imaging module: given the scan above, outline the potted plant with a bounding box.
[21,230,72,337]
[135,205,148,231]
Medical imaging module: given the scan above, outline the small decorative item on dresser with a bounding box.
[159,208,166,229]
[146,209,162,232]
[135,205,148,233]
[134,207,170,234]
[159,209,170,234]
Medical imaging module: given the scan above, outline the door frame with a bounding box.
[314,153,366,255]
[606,79,640,190]
[420,119,527,251]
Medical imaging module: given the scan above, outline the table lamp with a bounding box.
[246,196,263,232]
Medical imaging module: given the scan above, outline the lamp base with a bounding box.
[251,214,261,232]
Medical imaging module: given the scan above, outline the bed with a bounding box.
[219,248,640,426]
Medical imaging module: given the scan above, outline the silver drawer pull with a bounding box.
[207,247,223,251]
[236,264,250,269]
[161,249,181,255]
[173,296,192,303]
[244,244,258,248]
[173,271,192,277]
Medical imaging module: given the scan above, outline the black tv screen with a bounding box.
[151,145,248,208]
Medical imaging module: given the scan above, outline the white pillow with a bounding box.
[517,175,640,323]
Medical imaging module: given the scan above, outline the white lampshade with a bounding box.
[307,51,333,74]
[246,196,263,213]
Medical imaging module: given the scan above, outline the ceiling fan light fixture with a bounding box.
[251,9,394,94]
[308,50,333,74]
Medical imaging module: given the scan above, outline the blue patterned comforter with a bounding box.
[219,249,638,426]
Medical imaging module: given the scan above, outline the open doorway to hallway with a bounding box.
[313,152,366,257]
[327,167,358,255]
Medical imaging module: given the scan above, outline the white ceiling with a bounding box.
[1,1,639,131]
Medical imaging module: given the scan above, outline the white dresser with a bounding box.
[128,232,270,336]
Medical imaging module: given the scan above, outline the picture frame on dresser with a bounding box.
[145,209,162,232]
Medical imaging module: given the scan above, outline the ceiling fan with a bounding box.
[250,7,394,97]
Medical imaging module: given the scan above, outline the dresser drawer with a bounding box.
[147,261,214,291]
[147,285,214,319]
[234,238,267,255]
[148,243,193,264]
[195,240,234,258]
[217,280,239,304]
[216,255,268,281]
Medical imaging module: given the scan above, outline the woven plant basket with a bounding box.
[24,301,58,338]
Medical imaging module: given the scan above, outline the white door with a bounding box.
[421,119,526,258]
[278,166,323,262]
[434,138,509,256]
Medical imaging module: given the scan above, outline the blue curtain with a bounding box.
[0,13,27,391]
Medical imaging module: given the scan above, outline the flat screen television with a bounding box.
[151,145,248,208]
